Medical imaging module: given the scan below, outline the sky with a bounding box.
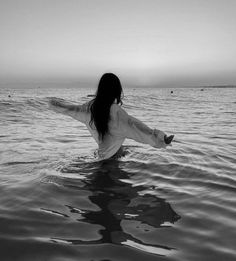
[0,0,236,87]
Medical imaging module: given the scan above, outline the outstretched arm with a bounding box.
[49,97,89,123]
[49,98,77,110]
[116,106,173,148]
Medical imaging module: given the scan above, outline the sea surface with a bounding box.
[0,86,235,261]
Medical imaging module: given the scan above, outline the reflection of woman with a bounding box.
[49,73,174,160]
[65,160,180,252]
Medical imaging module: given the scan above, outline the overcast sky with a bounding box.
[0,0,236,87]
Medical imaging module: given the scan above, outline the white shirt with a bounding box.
[49,99,167,160]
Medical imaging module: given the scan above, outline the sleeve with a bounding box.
[117,106,167,149]
[49,98,88,124]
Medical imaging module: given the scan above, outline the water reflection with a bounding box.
[61,159,180,254]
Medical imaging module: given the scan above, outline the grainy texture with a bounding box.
[0,86,235,261]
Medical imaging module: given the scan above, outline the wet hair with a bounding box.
[90,73,123,140]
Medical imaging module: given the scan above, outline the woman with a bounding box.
[49,73,174,160]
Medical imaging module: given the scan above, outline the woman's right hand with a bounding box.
[164,135,174,144]
[49,97,64,107]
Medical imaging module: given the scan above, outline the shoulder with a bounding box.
[110,103,125,113]
[110,103,120,111]
[110,103,128,119]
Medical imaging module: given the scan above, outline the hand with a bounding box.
[49,97,64,107]
[164,134,174,144]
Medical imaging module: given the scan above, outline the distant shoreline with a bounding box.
[130,85,236,89]
[188,85,236,89]
[0,83,235,89]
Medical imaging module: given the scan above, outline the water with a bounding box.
[0,86,236,261]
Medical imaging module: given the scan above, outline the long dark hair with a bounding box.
[90,73,123,140]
